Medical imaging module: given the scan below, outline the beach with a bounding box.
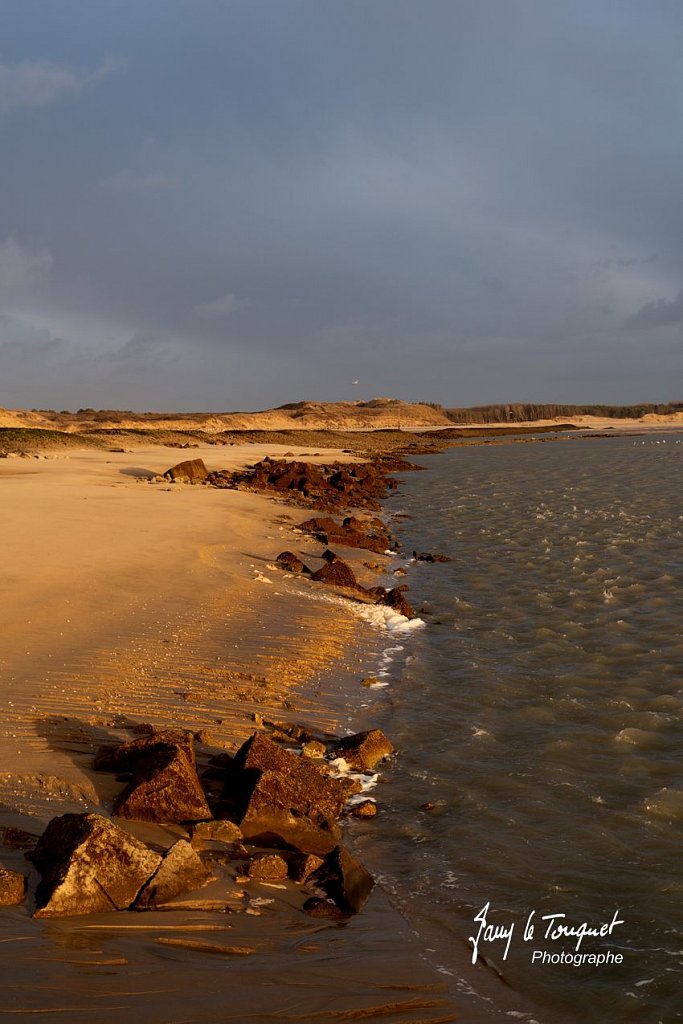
[0,441,467,1023]
[2,423,679,1022]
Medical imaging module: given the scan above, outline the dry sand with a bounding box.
[0,443,465,1023]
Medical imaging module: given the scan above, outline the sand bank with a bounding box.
[0,443,464,1022]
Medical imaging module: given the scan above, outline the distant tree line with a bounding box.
[442,402,683,424]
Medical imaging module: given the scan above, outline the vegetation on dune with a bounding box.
[444,402,683,424]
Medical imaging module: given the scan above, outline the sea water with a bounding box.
[350,432,683,1023]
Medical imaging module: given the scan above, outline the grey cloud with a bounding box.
[193,293,246,320]
[0,237,52,300]
[625,288,683,330]
[0,57,114,113]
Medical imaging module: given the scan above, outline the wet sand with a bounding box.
[0,444,462,1023]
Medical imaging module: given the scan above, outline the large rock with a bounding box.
[0,868,26,906]
[135,840,213,909]
[237,802,340,857]
[310,558,358,589]
[330,729,394,771]
[298,515,393,554]
[311,845,375,914]
[163,459,209,484]
[227,733,349,855]
[231,733,349,824]
[113,744,212,824]
[30,813,161,918]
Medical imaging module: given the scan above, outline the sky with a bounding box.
[1,0,682,411]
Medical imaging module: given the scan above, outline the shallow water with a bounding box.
[350,433,683,1023]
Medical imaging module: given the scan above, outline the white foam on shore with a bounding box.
[352,602,425,634]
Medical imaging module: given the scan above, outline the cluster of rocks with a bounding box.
[275,548,417,618]
[297,514,395,554]
[206,457,410,513]
[11,725,393,920]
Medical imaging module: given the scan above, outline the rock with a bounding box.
[135,840,213,909]
[94,729,197,772]
[231,733,349,825]
[383,587,416,619]
[275,551,310,574]
[350,800,377,818]
[412,550,451,563]
[190,820,243,846]
[310,558,357,589]
[330,729,394,771]
[0,827,39,849]
[303,896,346,919]
[247,853,288,881]
[0,868,26,906]
[163,459,209,484]
[30,813,161,917]
[311,845,374,915]
[238,807,340,857]
[301,740,326,759]
[288,852,324,883]
[113,744,212,824]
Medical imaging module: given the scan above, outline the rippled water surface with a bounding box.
[353,433,683,1023]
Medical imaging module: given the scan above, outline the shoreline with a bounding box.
[0,440,467,1022]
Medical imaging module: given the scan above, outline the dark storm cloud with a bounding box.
[1,0,682,409]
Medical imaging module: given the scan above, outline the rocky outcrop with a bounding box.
[330,729,394,771]
[0,867,26,906]
[163,459,209,484]
[298,514,394,554]
[30,814,162,918]
[214,457,404,512]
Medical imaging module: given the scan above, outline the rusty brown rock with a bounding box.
[113,744,212,824]
[30,813,161,918]
[231,733,349,824]
[383,587,416,619]
[331,729,394,771]
[310,558,358,589]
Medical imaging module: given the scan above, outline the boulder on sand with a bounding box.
[135,839,213,909]
[163,459,208,484]
[113,743,212,824]
[30,813,161,918]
